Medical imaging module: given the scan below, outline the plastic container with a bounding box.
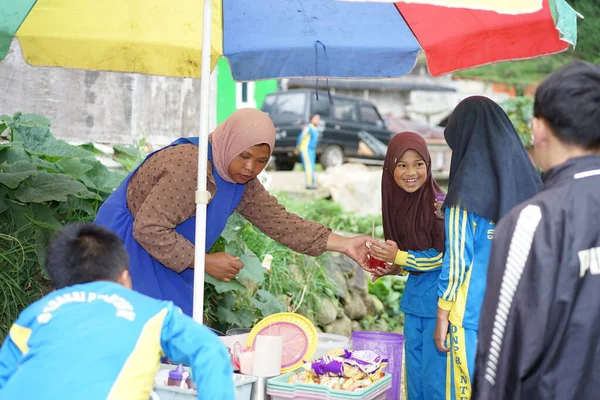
[167,364,192,388]
[152,364,256,400]
[311,333,351,360]
[267,370,392,400]
[351,332,405,400]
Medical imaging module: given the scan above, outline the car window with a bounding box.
[262,93,306,123]
[359,105,382,126]
[333,99,358,122]
[311,94,331,118]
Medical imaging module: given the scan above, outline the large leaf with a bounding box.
[113,144,143,158]
[10,113,51,129]
[56,158,94,180]
[221,218,245,243]
[249,290,286,317]
[13,125,95,159]
[15,171,100,203]
[26,204,62,231]
[204,274,246,294]
[216,307,255,329]
[81,159,125,193]
[30,156,60,172]
[237,251,265,284]
[0,188,8,214]
[0,143,32,165]
[0,161,37,189]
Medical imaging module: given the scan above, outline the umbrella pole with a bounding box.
[192,0,213,323]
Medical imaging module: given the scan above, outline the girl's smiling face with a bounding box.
[393,149,427,193]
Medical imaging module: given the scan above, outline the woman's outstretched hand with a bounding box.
[204,252,244,282]
[327,233,371,269]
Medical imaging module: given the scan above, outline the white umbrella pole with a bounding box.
[192,0,213,323]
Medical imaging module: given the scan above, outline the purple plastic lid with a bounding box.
[169,364,187,380]
[435,193,446,202]
[351,331,405,343]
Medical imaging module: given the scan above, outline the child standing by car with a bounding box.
[296,113,321,189]
[368,132,447,400]
[434,96,542,400]
[0,223,234,400]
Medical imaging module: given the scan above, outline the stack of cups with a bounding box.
[252,335,282,377]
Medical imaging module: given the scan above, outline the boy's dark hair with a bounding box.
[309,113,320,122]
[45,223,129,289]
[534,61,600,149]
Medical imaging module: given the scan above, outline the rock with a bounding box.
[288,263,304,282]
[316,298,338,326]
[364,294,385,316]
[322,254,350,300]
[371,318,389,332]
[336,303,345,319]
[348,268,369,297]
[351,321,362,332]
[319,163,382,216]
[325,315,352,338]
[392,326,404,335]
[344,293,368,321]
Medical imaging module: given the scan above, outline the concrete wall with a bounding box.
[0,40,216,147]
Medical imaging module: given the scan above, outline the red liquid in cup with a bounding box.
[369,255,386,269]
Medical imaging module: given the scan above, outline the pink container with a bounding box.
[351,332,405,400]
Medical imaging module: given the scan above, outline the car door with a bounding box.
[324,97,362,158]
[357,102,393,161]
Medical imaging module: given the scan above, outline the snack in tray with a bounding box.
[290,348,388,392]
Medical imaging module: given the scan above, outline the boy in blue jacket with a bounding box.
[0,223,234,400]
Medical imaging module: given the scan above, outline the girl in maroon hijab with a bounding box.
[368,132,446,400]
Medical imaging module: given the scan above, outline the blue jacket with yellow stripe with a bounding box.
[438,206,495,330]
[0,281,234,400]
[395,248,444,318]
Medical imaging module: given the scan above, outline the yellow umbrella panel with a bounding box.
[16,0,223,78]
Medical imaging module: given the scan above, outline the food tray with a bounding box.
[266,370,392,400]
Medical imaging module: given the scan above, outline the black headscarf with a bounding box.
[443,96,542,222]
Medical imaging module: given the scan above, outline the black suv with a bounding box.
[262,90,394,170]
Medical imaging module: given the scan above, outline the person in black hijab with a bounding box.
[433,96,542,400]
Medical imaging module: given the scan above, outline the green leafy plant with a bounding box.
[273,192,383,237]
[0,112,125,338]
[204,212,340,332]
[365,275,407,332]
[501,96,534,149]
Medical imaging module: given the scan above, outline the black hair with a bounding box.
[45,223,129,289]
[534,61,600,150]
[309,113,320,122]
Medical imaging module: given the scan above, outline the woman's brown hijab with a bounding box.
[382,132,445,252]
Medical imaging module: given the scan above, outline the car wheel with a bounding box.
[320,145,344,169]
[274,157,296,171]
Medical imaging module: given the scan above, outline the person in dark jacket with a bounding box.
[473,61,600,400]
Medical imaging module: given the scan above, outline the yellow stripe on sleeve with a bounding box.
[9,324,32,355]
[443,206,457,299]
